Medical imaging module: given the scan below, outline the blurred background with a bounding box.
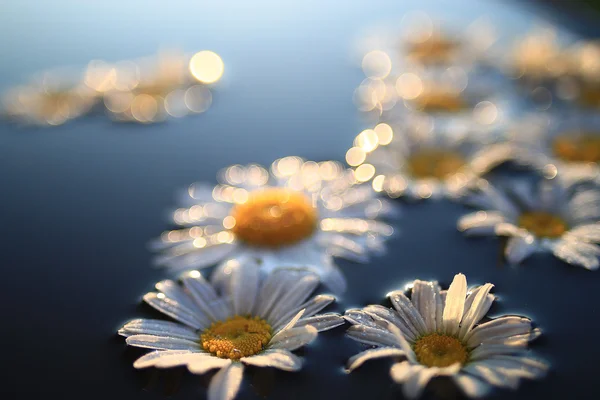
[2,1,600,399]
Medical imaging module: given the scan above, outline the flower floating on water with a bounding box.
[458,178,600,269]
[347,122,513,200]
[119,262,344,400]
[345,273,547,398]
[103,50,219,123]
[153,157,395,293]
[2,74,96,126]
[510,113,600,184]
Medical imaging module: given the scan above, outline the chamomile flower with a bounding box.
[348,121,514,200]
[2,78,96,126]
[119,261,344,400]
[510,113,600,184]
[152,157,395,294]
[458,178,600,269]
[345,273,547,399]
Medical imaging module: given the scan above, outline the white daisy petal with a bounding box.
[459,283,494,340]
[346,347,406,372]
[470,344,527,361]
[126,334,201,351]
[344,309,389,329]
[268,274,320,323]
[143,293,209,330]
[390,361,416,383]
[133,350,201,369]
[274,309,305,335]
[155,280,201,314]
[463,362,520,389]
[466,316,534,347]
[458,211,506,235]
[403,366,439,399]
[567,223,600,243]
[346,325,400,348]
[387,323,417,362]
[453,373,491,398]
[119,319,199,341]
[443,273,467,336]
[142,352,211,369]
[241,349,302,371]
[207,362,244,400]
[181,272,227,321]
[483,355,549,379]
[272,294,336,331]
[505,235,537,264]
[388,290,428,336]
[269,325,317,351]
[412,280,440,332]
[229,260,260,316]
[294,313,345,332]
[188,357,234,375]
[549,239,600,270]
[364,305,417,341]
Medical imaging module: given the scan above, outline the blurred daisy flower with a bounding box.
[2,71,96,126]
[102,50,221,123]
[119,261,344,400]
[152,157,396,293]
[347,121,513,200]
[510,113,600,184]
[458,178,600,269]
[345,273,547,399]
[398,13,497,68]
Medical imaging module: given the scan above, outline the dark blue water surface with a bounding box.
[1,1,599,399]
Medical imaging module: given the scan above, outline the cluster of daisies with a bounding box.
[1,50,222,126]
[118,17,600,400]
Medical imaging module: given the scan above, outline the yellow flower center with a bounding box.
[579,87,600,108]
[518,211,568,238]
[552,134,600,163]
[200,315,272,360]
[230,188,318,248]
[413,333,469,368]
[413,91,467,112]
[406,35,460,64]
[407,149,466,179]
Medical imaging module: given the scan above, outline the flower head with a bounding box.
[345,273,547,398]
[152,157,396,293]
[348,122,514,200]
[119,261,344,400]
[458,178,600,269]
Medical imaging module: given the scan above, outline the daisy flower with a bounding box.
[104,50,219,123]
[347,121,514,200]
[119,261,344,400]
[2,77,96,126]
[510,113,600,184]
[345,273,547,398]
[152,157,395,294]
[458,177,600,269]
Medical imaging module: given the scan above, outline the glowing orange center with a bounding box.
[407,149,466,179]
[230,188,318,248]
[414,334,469,368]
[201,315,272,360]
[553,134,600,163]
[414,91,467,112]
[518,211,568,238]
[579,87,600,108]
[406,36,460,64]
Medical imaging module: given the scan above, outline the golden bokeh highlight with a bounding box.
[413,90,467,113]
[362,50,392,79]
[201,315,272,359]
[229,188,318,248]
[189,51,224,84]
